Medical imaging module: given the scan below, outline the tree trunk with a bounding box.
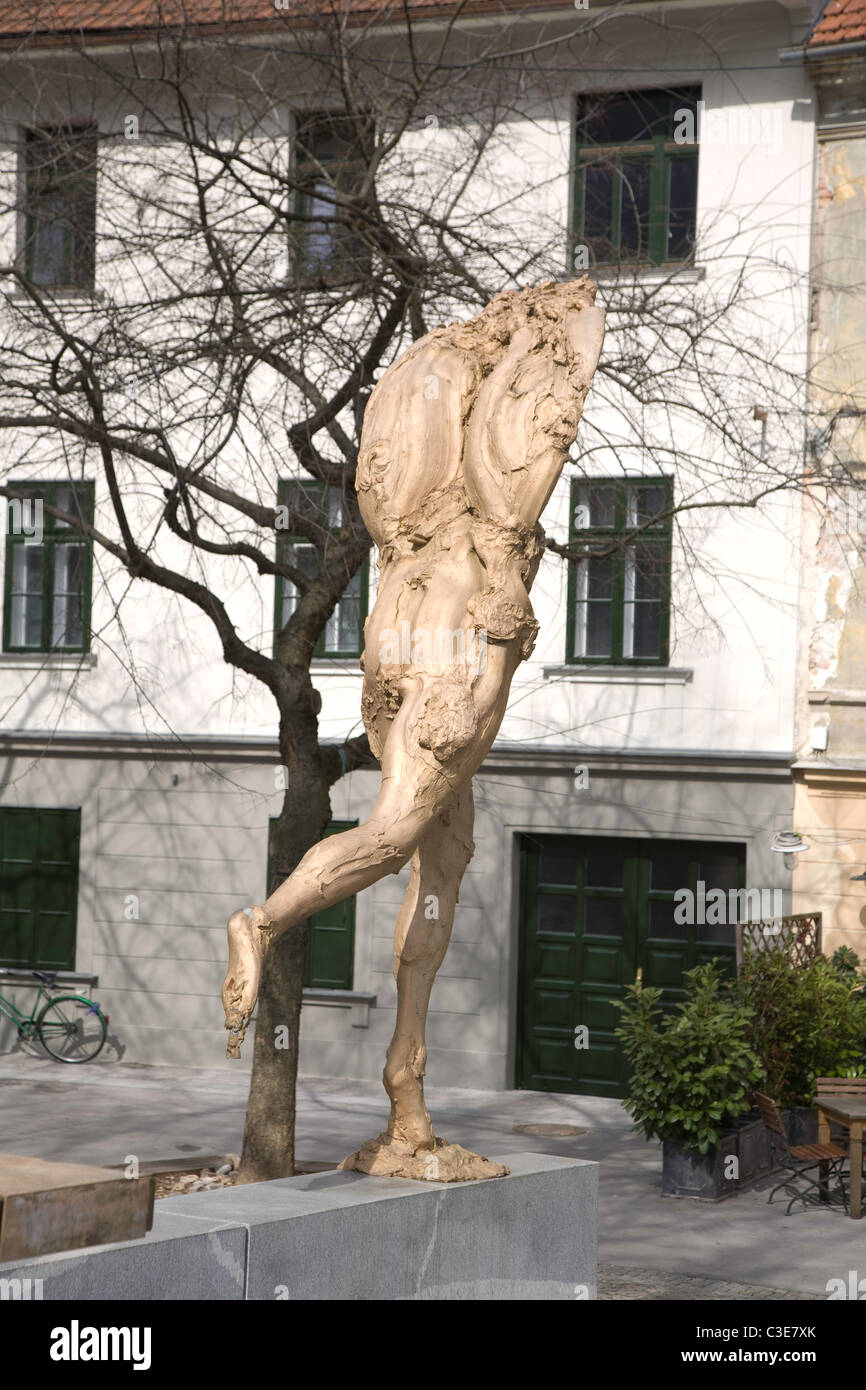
[238,715,331,1180]
[238,922,309,1180]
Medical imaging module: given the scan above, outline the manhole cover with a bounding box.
[511,1123,588,1137]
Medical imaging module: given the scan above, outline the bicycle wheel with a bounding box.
[37,995,107,1063]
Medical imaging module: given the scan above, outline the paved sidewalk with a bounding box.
[598,1266,816,1300]
[0,1052,857,1299]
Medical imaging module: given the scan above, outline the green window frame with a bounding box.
[0,807,80,970]
[572,87,699,268]
[275,478,369,660]
[268,819,357,989]
[290,111,372,283]
[566,476,672,666]
[21,126,98,290]
[3,480,94,654]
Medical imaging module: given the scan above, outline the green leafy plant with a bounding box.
[829,945,864,986]
[735,946,866,1108]
[614,962,764,1156]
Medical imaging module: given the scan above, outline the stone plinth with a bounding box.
[0,1152,597,1301]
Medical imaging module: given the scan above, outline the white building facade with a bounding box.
[0,0,822,1096]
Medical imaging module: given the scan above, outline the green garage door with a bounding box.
[516,834,742,1097]
[0,807,80,969]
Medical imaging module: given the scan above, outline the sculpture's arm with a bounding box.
[355,331,478,553]
[463,301,605,532]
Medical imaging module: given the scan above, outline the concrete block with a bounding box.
[0,1152,596,1301]
[0,1211,247,1301]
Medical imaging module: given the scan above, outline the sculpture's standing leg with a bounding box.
[383,782,475,1151]
[339,781,508,1182]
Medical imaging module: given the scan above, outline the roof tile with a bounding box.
[0,0,540,38]
[809,0,866,48]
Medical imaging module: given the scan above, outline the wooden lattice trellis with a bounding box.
[735,912,822,971]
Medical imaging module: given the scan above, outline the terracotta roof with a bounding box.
[0,0,560,40]
[808,0,866,48]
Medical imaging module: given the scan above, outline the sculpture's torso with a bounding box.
[354,280,602,777]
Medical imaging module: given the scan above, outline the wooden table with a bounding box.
[816,1097,866,1218]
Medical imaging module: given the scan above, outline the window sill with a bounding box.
[808,688,866,706]
[542,664,693,685]
[589,265,706,285]
[7,288,104,304]
[302,986,376,1028]
[0,968,98,987]
[310,658,363,672]
[0,652,96,669]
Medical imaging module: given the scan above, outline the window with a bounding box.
[3,481,94,654]
[573,88,699,267]
[0,808,80,969]
[268,819,357,989]
[20,126,98,290]
[291,112,372,282]
[567,477,672,665]
[275,479,368,659]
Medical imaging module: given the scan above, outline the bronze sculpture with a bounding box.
[222,278,604,1179]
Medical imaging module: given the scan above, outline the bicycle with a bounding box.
[0,969,108,1062]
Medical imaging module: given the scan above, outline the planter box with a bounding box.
[736,1116,773,1182]
[662,1134,739,1199]
[784,1106,818,1147]
[662,1113,776,1200]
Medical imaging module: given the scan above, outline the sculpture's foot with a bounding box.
[337,1133,509,1182]
[222,906,275,1058]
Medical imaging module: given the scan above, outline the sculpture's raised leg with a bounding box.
[339,782,508,1181]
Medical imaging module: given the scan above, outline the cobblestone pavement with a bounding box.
[598,1264,820,1300]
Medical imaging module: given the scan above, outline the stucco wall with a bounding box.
[0,745,793,1083]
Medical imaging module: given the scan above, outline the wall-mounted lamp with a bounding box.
[771,831,810,871]
[851,870,866,882]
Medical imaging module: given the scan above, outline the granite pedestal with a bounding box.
[0,1152,597,1301]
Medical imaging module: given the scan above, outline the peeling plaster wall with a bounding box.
[794,62,866,951]
[806,131,866,729]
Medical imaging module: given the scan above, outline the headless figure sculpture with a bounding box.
[222,278,605,1180]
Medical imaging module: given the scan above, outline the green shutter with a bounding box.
[267,818,356,989]
[0,807,80,969]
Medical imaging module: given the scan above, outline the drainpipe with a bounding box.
[780,40,866,63]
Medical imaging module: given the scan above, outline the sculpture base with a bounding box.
[337,1133,509,1182]
[0,1153,596,1299]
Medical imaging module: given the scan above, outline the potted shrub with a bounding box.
[615,963,765,1199]
[734,944,866,1142]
